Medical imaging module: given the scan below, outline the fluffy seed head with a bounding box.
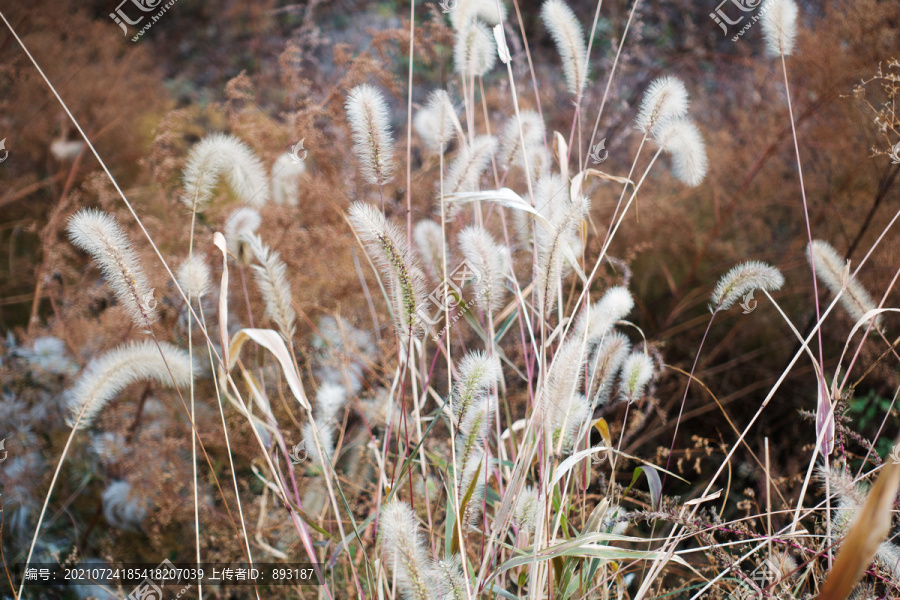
[457,395,495,484]
[271,152,306,206]
[513,486,541,534]
[459,226,508,312]
[414,90,457,154]
[453,351,501,424]
[652,118,709,186]
[619,351,654,404]
[584,286,634,341]
[223,207,262,265]
[711,260,785,311]
[413,220,445,283]
[432,555,467,600]
[181,133,270,210]
[66,341,195,428]
[536,195,590,312]
[450,0,507,31]
[244,233,297,339]
[761,0,798,57]
[544,337,590,447]
[348,202,426,338]
[808,240,882,327]
[102,481,148,531]
[67,209,158,329]
[176,254,211,300]
[635,76,690,134]
[541,0,588,96]
[346,85,395,185]
[498,110,545,173]
[587,331,631,405]
[454,21,497,78]
[445,135,497,195]
[378,500,432,600]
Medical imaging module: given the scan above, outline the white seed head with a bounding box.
[181,133,270,210]
[450,0,507,31]
[585,286,634,340]
[541,0,588,96]
[454,21,497,78]
[346,85,395,185]
[808,240,882,327]
[223,207,262,264]
[619,351,654,404]
[544,337,590,447]
[66,341,195,429]
[652,118,709,187]
[761,0,798,57]
[271,152,306,206]
[176,254,211,300]
[459,225,507,312]
[414,90,457,154]
[102,481,148,531]
[711,260,784,311]
[587,331,631,405]
[513,486,541,534]
[379,500,432,600]
[315,382,347,423]
[348,202,426,338]
[498,110,545,172]
[432,555,467,600]
[445,135,497,194]
[67,209,158,329]
[302,420,335,466]
[413,220,445,283]
[536,195,590,312]
[635,76,690,134]
[453,351,502,424]
[244,233,297,339]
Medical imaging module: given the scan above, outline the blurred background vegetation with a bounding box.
[0,0,898,582]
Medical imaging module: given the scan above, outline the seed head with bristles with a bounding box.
[413,220,445,283]
[414,90,457,154]
[513,486,541,535]
[454,21,497,78]
[445,135,497,195]
[452,350,501,424]
[181,133,270,210]
[432,555,467,600]
[635,76,690,134]
[536,195,590,313]
[243,233,297,340]
[544,337,590,446]
[457,395,495,483]
[582,286,634,341]
[710,260,784,311]
[345,85,395,185]
[761,0,799,57]
[498,110,545,171]
[652,118,709,187]
[458,226,507,313]
[66,341,195,428]
[619,351,654,404]
[450,0,507,31]
[270,152,306,206]
[176,254,211,300]
[587,331,631,405]
[67,209,158,329]
[378,500,432,600]
[808,240,882,327]
[348,202,426,338]
[541,0,588,96]
[223,207,262,265]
